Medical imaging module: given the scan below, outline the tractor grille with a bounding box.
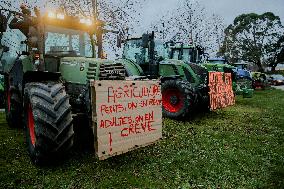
[99,63,126,80]
[87,63,97,80]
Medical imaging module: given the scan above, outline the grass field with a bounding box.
[0,89,283,188]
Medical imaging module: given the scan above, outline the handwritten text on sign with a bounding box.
[93,80,162,160]
[208,72,235,110]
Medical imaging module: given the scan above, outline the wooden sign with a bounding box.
[208,72,235,110]
[91,80,162,160]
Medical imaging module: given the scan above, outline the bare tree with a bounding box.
[150,0,225,56]
[47,0,145,58]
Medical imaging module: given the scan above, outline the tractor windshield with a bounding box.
[45,25,92,57]
[123,38,149,64]
[123,39,167,64]
[182,48,193,63]
[168,47,201,63]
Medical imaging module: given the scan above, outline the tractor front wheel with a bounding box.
[24,82,74,165]
[162,80,196,119]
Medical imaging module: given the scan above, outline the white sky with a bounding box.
[141,0,284,27]
[2,0,284,58]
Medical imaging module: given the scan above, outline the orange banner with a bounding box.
[208,72,235,110]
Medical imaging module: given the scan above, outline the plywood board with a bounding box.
[208,72,235,110]
[91,80,162,160]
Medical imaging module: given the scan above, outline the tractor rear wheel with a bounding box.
[24,82,74,165]
[162,80,196,119]
[4,76,22,127]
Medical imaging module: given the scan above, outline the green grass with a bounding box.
[0,89,284,188]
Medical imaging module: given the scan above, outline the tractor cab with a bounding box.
[122,32,165,77]
[41,13,98,58]
[45,26,92,58]
[121,33,206,86]
[43,24,93,73]
[35,12,98,73]
[165,42,204,64]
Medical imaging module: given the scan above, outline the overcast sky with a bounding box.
[142,0,284,27]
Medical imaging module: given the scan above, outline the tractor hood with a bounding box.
[115,58,144,76]
[59,57,116,85]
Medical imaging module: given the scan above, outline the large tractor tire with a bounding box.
[4,76,22,127]
[162,80,197,119]
[24,82,74,165]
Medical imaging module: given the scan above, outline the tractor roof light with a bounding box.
[48,12,56,19]
[85,19,92,26]
[80,18,92,26]
[56,13,65,20]
[47,11,65,20]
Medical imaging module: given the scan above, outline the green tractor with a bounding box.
[0,7,128,164]
[203,59,254,96]
[167,45,253,97]
[116,32,210,119]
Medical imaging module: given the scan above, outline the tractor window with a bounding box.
[123,39,149,65]
[182,48,193,63]
[44,26,92,57]
[154,42,167,59]
[172,50,180,60]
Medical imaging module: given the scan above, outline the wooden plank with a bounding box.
[91,80,162,160]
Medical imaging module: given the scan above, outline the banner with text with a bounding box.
[91,80,162,160]
[208,72,235,110]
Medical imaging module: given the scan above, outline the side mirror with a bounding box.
[142,34,149,48]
